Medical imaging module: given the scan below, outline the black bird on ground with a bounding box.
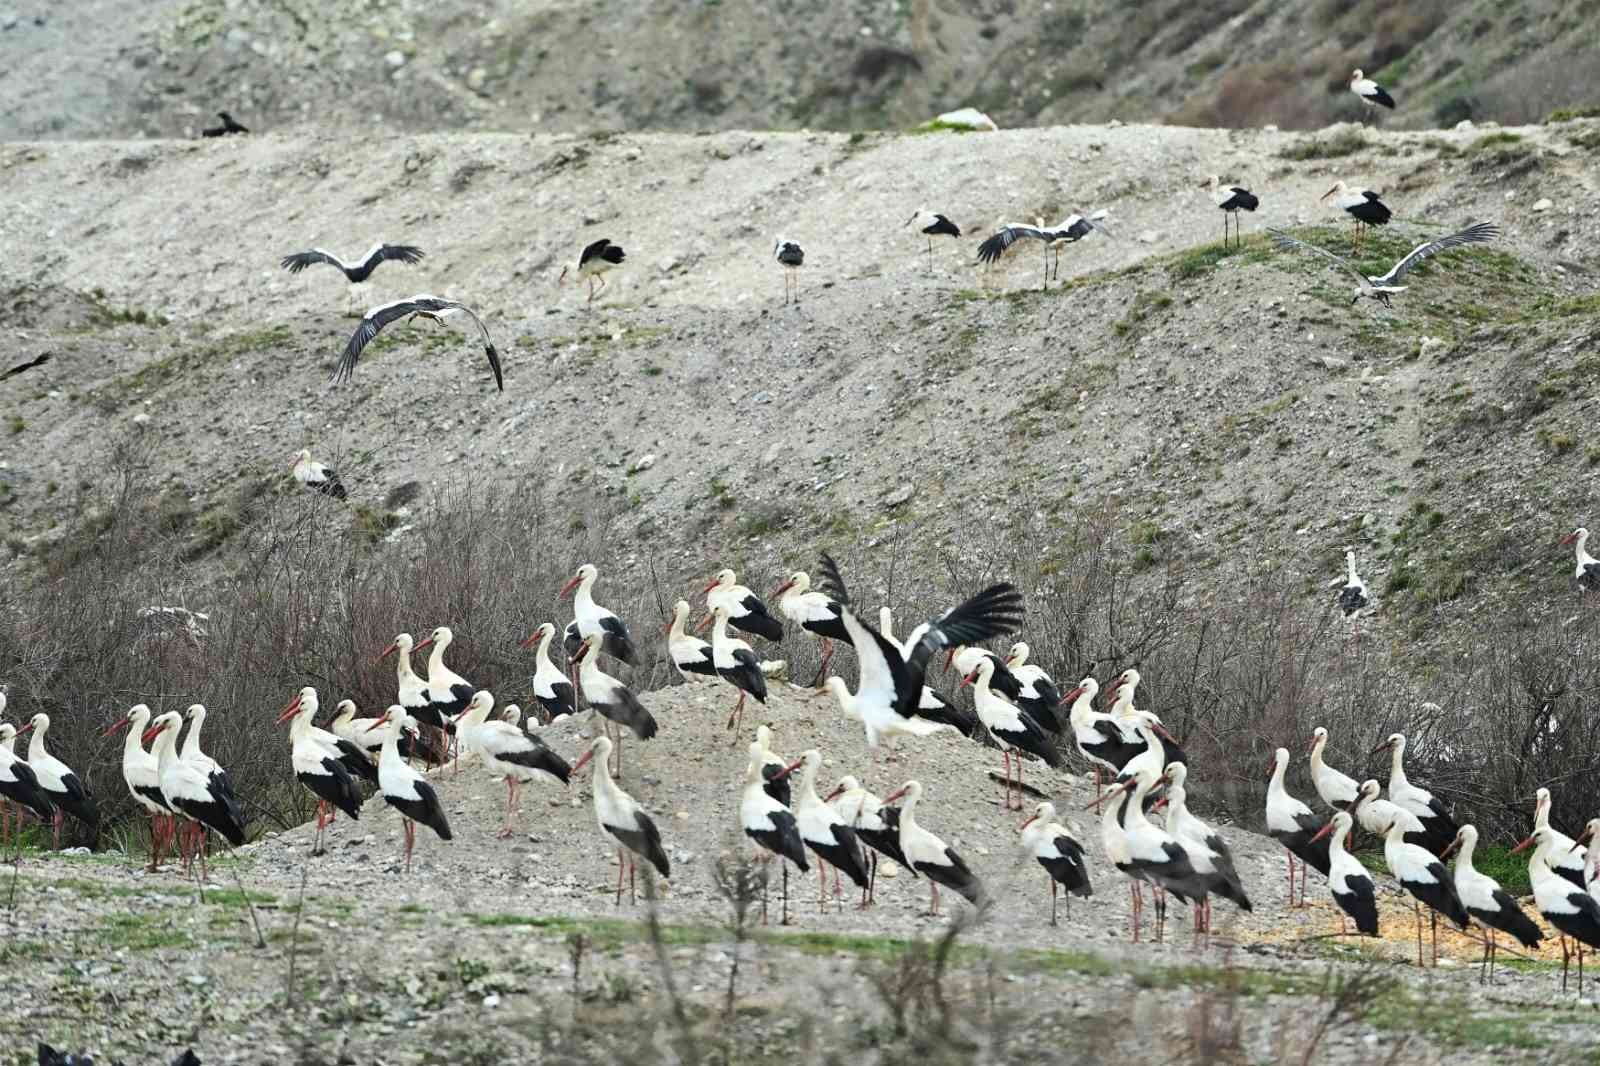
[201,111,248,137]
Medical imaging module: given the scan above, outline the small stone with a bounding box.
[482,993,500,1008]
[1319,356,1348,371]
[385,50,406,68]
[1532,198,1553,212]
[466,67,487,90]
[131,412,151,425]
[882,484,915,508]
[186,975,208,987]
[1417,335,1446,360]
[752,390,772,404]
[1454,119,1475,131]
[630,453,656,473]
[1137,230,1158,244]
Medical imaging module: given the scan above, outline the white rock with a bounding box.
[385,50,406,68]
[482,993,500,1008]
[1454,119,1475,131]
[931,107,998,132]
[1137,230,1158,244]
[1532,198,1553,212]
[630,453,657,473]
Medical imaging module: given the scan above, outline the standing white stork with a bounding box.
[572,633,657,774]
[1339,550,1371,618]
[379,632,442,761]
[334,295,502,391]
[413,626,478,739]
[904,208,962,271]
[280,241,424,311]
[1102,670,1188,769]
[1062,678,1139,804]
[1352,778,1430,848]
[881,780,986,915]
[1317,182,1392,248]
[560,564,638,666]
[1307,811,1380,936]
[773,749,870,911]
[1533,787,1589,889]
[277,688,364,855]
[1441,824,1544,983]
[518,622,578,721]
[773,570,851,686]
[704,569,784,642]
[1200,176,1259,248]
[1560,527,1600,591]
[290,449,347,500]
[1160,762,1252,938]
[1265,747,1332,908]
[945,645,1023,702]
[1093,768,1203,943]
[739,739,807,925]
[710,605,768,732]
[1018,801,1092,925]
[752,725,793,808]
[142,711,247,878]
[1512,825,1600,993]
[0,720,53,847]
[664,600,716,683]
[1353,792,1468,967]
[571,735,670,905]
[455,690,571,837]
[1349,69,1396,113]
[179,704,254,859]
[1308,726,1360,810]
[364,707,452,873]
[1372,732,1458,854]
[560,238,625,305]
[824,774,910,906]
[330,699,411,762]
[774,237,804,304]
[1003,642,1062,733]
[960,656,1063,811]
[18,713,98,848]
[105,704,174,871]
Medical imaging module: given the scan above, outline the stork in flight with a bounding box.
[281,242,424,311]
[335,295,502,391]
[1267,222,1499,307]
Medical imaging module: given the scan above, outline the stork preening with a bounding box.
[571,735,670,905]
[290,449,347,500]
[334,295,502,391]
[946,646,1023,702]
[882,780,985,915]
[773,570,850,686]
[753,725,793,809]
[1308,811,1379,937]
[1265,747,1332,908]
[201,111,248,136]
[1159,763,1252,938]
[1201,176,1259,248]
[143,711,246,879]
[18,713,98,848]
[572,633,657,774]
[0,721,53,846]
[740,739,806,924]
[106,704,174,871]
[960,655,1063,811]
[774,749,869,911]
[366,707,452,872]
[975,214,1111,287]
[825,775,909,907]
[1441,824,1544,983]
[1003,642,1062,733]
[560,564,638,667]
[455,691,572,838]
[280,242,423,311]
[278,689,364,855]
[710,605,768,732]
[1373,732,1458,854]
[704,569,784,642]
[1019,801,1092,925]
[1353,778,1431,849]
[775,237,804,304]
[560,239,625,305]
[904,208,961,271]
[1560,527,1600,591]
[518,622,578,721]
[1513,826,1600,993]
[1349,69,1396,113]
[1339,550,1370,619]
[665,599,716,682]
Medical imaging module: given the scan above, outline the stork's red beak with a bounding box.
[772,758,804,781]
[883,787,908,804]
[1439,835,1463,860]
[695,614,713,633]
[363,714,392,733]
[519,631,540,649]
[377,642,399,663]
[559,574,582,599]
[1309,820,1336,845]
[1152,722,1177,742]
[571,748,595,773]
[1059,685,1085,705]
[1085,778,1135,810]
[275,696,303,725]
[1368,739,1391,755]
[14,722,33,737]
[824,785,846,802]
[1320,186,1338,201]
[958,670,978,690]
[1509,836,1534,855]
[1019,814,1039,830]
[702,578,721,595]
[103,717,133,738]
[1561,531,1579,546]
[772,579,795,597]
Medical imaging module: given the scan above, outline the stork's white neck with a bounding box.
[1346,554,1359,582]
[1309,734,1329,771]
[1067,688,1099,725]
[427,636,451,675]
[668,608,690,640]
[122,714,151,761]
[1577,531,1596,566]
[395,646,422,685]
[153,723,181,770]
[1267,754,1289,798]
[1387,740,1409,792]
[180,707,206,759]
[27,722,48,761]
[1454,830,1479,871]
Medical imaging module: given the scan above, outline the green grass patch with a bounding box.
[1278,129,1367,160]
[909,119,986,135]
[1469,131,1523,152]
[1545,106,1600,123]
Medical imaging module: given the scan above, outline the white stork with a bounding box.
[454,691,571,837]
[1003,642,1062,732]
[104,704,174,871]
[1317,182,1392,246]
[276,688,364,855]
[704,569,784,642]
[740,739,806,924]
[142,711,246,879]
[560,238,625,305]
[774,237,804,304]
[18,713,98,848]
[1093,768,1202,943]
[664,600,716,683]
[710,605,767,732]
[1276,221,1501,308]
[1349,69,1396,112]
[753,725,792,809]
[773,749,869,910]
[960,656,1063,811]
[1265,747,1331,908]
[1441,824,1544,983]
[1200,176,1259,248]
[975,214,1111,287]
[881,779,985,915]
[180,704,253,857]
[572,633,657,774]
[1560,527,1600,591]
[1308,726,1360,810]
[880,607,980,741]
[291,449,347,500]
[824,774,909,906]
[1159,762,1252,937]
[1372,732,1458,854]
[280,241,424,301]
[1062,678,1139,804]
[1533,787,1589,889]
[560,564,638,666]
[365,707,452,872]
[1018,801,1092,925]
[904,208,961,271]
[945,645,1023,702]
[379,633,441,759]
[1512,826,1600,993]
[571,735,670,905]
[1352,777,1430,848]
[413,626,478,736]
[1307,811,1379,936]
[335,295,502,391]
[0,720,53,846]
[773,570,851,685]
[1339,550,1370,618]
[518,622,578,721]
[1354,791,1468,967]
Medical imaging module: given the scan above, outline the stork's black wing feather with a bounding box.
[899,583,1024,717]
[370,243,425,269]
[335,298,429,382]
[815,552,850,605]
[281,250,342,274]
[975,225,1048,265]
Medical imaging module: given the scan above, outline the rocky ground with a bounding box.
[9,683,1600,1064]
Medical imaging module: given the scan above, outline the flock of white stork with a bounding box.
[4,526,1600,989]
